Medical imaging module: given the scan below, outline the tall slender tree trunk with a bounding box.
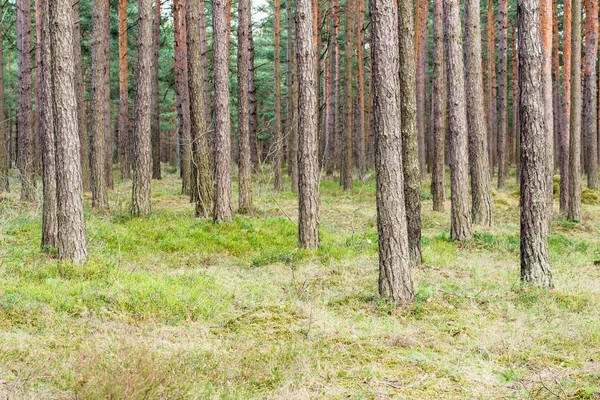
[40,0,57,250]
[211,0,232,220]
[398,0,422,265]
[584,0,598,188]
[342,0,354,191]
[356,0,366,179]
[152,0,162,180]
[0,0,8,194]
[497,0,508,188]
[371,0,414,305]
[288,0,299,192]
[560,0,572,213]
[487,0,497,173]
[512,22,519,169]
[274,0,283,191]
[416,0,428,177]
[119,0,130,180]
[333,0,341,172]
[325,0,339,174]
[104,0,113,191]
[73,0,90,191]
[50,0,88,264]
[249,24,259,170]
[131,0,153,216]
[552,0,560,170]
[444,0,473,241]
[17,0,36,201]
[568,0,582,221]
[431,0,445,212]
[238,0,253,212]
[296,0,320,248]
[518,0,552,287]
[466,0,493,225]
[540,0,554,221]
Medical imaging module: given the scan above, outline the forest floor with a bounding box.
[1,166,600,399]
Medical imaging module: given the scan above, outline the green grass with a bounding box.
[1,167,600,399]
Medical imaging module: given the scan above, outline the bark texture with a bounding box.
[342,0,354,191]
[416,0,428,176]
[238,0,253,212]
[518,0,553,287]
[444,0,473,240]
[274,0,283,190]
[560,0,572,213]
[540,0,554,218]
[431,0,445,212]
[584,0,598,188]
[371,0,414,305]
[0,0,8,193]
[152,0,162,180]
[497,0,508,188]
[568,0,582,221]
[119,0,130,180]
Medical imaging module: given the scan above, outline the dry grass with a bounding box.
[1,167,599,399]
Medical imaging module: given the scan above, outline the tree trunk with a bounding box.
[497,0,508,188]
[17,0,36,201]
[50,0,88,264]
[152,0,162,180]
[296,0,320,248]
[552,0,560,170]
[274,0,283,191]
[584,0,598,188]
[73,0,90,191]
[249,23,259,170]
[540,0,554,221]
[288,0,299,192]
[91,0,109,208]
[518,0,553,287]
[465,0,493,225]
[431,0,445,212]
[568,0,582,221]
[131,0,153,216]
[398,0,422,265]
[211,0,232,220]
[40,0,58,250]
[324,0,339,174]
[119,0,130,180]
[560,0,572,213]
[356,0,366,179]
[342,0,354,191]
[0,0,8,194]
[512,22,519,167]
[416,0,428,177]
[238,0,253,212]
[444,0,473,241]
[104,0,113,191]
[487,0,497,173]
[371,0,414,305]
[174,0,191,195]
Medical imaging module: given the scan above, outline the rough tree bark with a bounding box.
[50,0,88,264]
[324,0,339,173]
[416,0,428,177]
[119,0,130,180]
[131,0,153,216]
[249,23,259,170]
[568,0,582,221]
[444,0,473,240]
[104,0,113,191]
[512,22,519,166]
[518,0,553,287]
[238,0,253,212]
[152,0,162,180]
[487,0,497,172]
[0,0,8,194]
[540,0,554,219]
[584,0,598,188]
[296,0,320,248]
[371,0,414,305]
[398,0,422,265]
[431,0,445,212]
[497,0,508,188]
[342,0,354,191]
[560,0,572,213]
[465,0,493,225]
[274,0,283,191]
[211,0,232,220]
[288,0,299,192]
[356,0,366,179]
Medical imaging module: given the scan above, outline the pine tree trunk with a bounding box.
[444,0,473,241]
[540,0,554,221]
[584,0,598,188]
[211,0,232,220]
[568,0,582,221]
[497,0,508,188]
[356,0,366,179]
[249,24,259,170]
[518,0,552,287]
[398,0,422,265]
[487,0,497,173]
[152,0,162,180]
[17,0,36,201]
[131,0,153,216]
[104,0,113,191]
[465,0,493,225]
[560,0,572,213]
[174,0,191,195]
[296,0,320,248]
[288,0,299,192]
[91,0,109,208]
[416,0,428,177]
[371,0,414,305]
[342,0,354,191]
[512,22,519,166]
[40,0,58,250]
[50,0,88,264]
[324,0,339,174]
[119,0,130,180]
[238,0,253,212]
[0,0,8,194]
[552,0,560,170]
[431,0,446,212]
[274,0,283,190]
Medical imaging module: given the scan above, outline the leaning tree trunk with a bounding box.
[131,0,153,216]
[118,0,130,180]
[584,0,598,188]
[151,0,162,180]
[17,0,36,201]
[518,0,553,287]
[211,0,232,220]
[431,0,445,212]
[40,0,58,250]
[237,0,253,212]
[444,0,473,241]
[465,0,493,225]
[398,0,422,265]
[50,0,88,264]
[371,0,414,305]
[0,0,8,194]
[560,0,572,213]
[296,0,320,249]
[342,0,354,191]
[273,0,283,191]
[568,0,582,221]
[497,0,508,189]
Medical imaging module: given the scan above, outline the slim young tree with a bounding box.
[540,0,554,218]
[356,0,366,179]
[73,0,90,192]
[465,0,493,225]
[131,0,153,216]
[288,0,299,192]
[119,0,130,180]
[431,0,445,211]
[444,0,472,240]
[416,0,428,176]
[487,0,497,171]
[568,0,582,221]
[274,0,283,191]
[584,0,598,188]
[0,0,8,194]
[560,0,572,213]
[50,0,88,264]
[296,0,320,248]
[497,0,508,188]
[371,0,414,305]
[342,0,354,191]
[518,0,552,287]
[249,23,259,169]
[238,0,253,212]
[151,0,162,180]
